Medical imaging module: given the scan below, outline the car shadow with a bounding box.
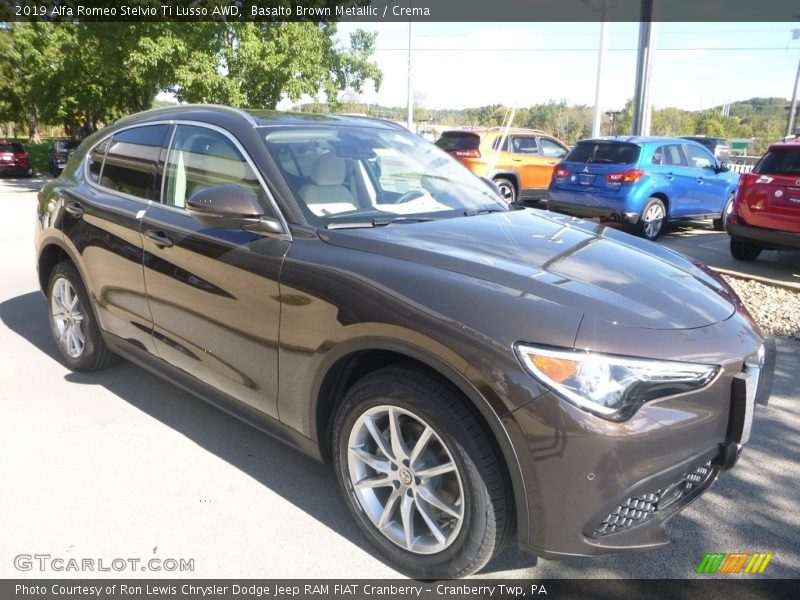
[3,290,798,579]
[0,172,52,192]
[0,290,534,577]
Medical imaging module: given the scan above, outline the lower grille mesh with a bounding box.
[593,460,715,537]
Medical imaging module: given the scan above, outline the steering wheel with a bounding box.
[389,190,426,204]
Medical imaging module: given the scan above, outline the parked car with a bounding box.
[727,140,800,260]
[0,140,33,176]
[548,136,740,240]
[436,127,569,204]
[48,138,81,176]
[36,106,771,579]
[680,136,733,162]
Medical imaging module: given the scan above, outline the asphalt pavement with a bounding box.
[1,176,798,579]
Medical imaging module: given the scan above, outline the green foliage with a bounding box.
[0,22,381,140]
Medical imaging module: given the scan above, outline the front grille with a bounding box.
[593,460,715,537]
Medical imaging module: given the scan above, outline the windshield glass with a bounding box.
[756,149,800,177]
[260,125,505,227]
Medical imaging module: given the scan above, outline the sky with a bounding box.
[330,22,800,112]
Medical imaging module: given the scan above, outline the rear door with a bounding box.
[650,143,694,217]
[60,125,168,355]
[508,134,554,192]
[140,123,290,417]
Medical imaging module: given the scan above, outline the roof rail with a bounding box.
[331,113,408,130]
[115,103,258,127]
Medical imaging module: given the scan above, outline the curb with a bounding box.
[711,266,800,293]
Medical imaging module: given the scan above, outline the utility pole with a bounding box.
[406,21,414,131]
[631,0,655,136]
[787,59,800,138]
[591,3,609,137]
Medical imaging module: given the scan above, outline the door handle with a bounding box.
[144,230,174,248]
[64,201,84,218]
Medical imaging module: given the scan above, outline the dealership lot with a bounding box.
[1,176,798,579]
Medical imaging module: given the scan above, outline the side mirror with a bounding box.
[187,184,283,234]
[480,176,502,196]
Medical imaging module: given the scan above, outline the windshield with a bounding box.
[756,149,800,177]
[260,125,506,227]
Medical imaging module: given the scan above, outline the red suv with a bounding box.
[727,140,800,261]
[0,140,33,176]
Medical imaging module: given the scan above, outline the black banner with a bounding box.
[1,0,800,23]
[4,579,800,600]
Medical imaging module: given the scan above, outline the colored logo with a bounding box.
[696,552,773,574]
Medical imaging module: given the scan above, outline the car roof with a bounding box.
[442,127,549,136]
[113,104,407,132]
[767,140,800,151]
[577,135,708,147]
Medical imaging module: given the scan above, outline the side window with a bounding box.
[653,145,687,167]
[539,138,567,158]
[510,136,538,154]
[492,136,509,152]
[163,125,268,214]
[101,126,168,199]
[686,144,715,169]
[86,137,111,184]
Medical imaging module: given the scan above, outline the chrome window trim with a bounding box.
[83,119,291,240]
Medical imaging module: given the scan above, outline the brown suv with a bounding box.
[436,127,568,204]
[36,105,771,579]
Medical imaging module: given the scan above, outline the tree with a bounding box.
[170,23,381,109]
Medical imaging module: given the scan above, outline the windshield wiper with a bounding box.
[327,216,435,229]
[463,208,506,217]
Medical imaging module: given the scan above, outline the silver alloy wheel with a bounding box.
[50,277,86,358]
[643,203,665,238]
[347,405,465,554]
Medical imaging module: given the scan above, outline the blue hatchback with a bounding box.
[548,137,740,240]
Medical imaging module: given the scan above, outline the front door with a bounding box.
[140,123,289,417]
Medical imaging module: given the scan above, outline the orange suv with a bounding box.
[436,128,569,203]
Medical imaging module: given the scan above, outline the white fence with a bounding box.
[727,155,759,174]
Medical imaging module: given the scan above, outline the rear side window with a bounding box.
[510,136,538,154]
[565,142,640,165]
[652,144,687,167]
[86,137,111,184]
[756,150,800,177]
[435,133,480,151]
[101,125,169,200]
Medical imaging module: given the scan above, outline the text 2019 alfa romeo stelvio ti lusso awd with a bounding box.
[35,106,773,578]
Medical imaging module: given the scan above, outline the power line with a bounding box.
[377,47,793,52]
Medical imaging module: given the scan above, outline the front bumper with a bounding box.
[504,326,773,558]
[727,218,800,252]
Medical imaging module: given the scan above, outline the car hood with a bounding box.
[318,210,737,330]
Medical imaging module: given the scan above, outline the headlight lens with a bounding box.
[515,344,718,421]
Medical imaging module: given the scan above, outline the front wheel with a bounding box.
[637,197,667,240]
[332,366,509,579]
[493,177,517,204]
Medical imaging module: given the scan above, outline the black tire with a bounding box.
[46,261,118,371]
[713,195,734,231]
[730,239,762,262]
[637,196,667,240]
[332,366,509,579]
[493,177,517,204]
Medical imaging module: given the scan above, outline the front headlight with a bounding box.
[515,344,718,421]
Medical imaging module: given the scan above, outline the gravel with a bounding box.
[721,274,800,339]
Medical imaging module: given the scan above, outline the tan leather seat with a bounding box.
[298,152,358,215]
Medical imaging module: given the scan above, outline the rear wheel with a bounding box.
[730,239,762,262]
[47,261,118,371]
[493,177,517,204]
[332,366,509,579]
[713,195,734,231]
[637,197,667,240]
